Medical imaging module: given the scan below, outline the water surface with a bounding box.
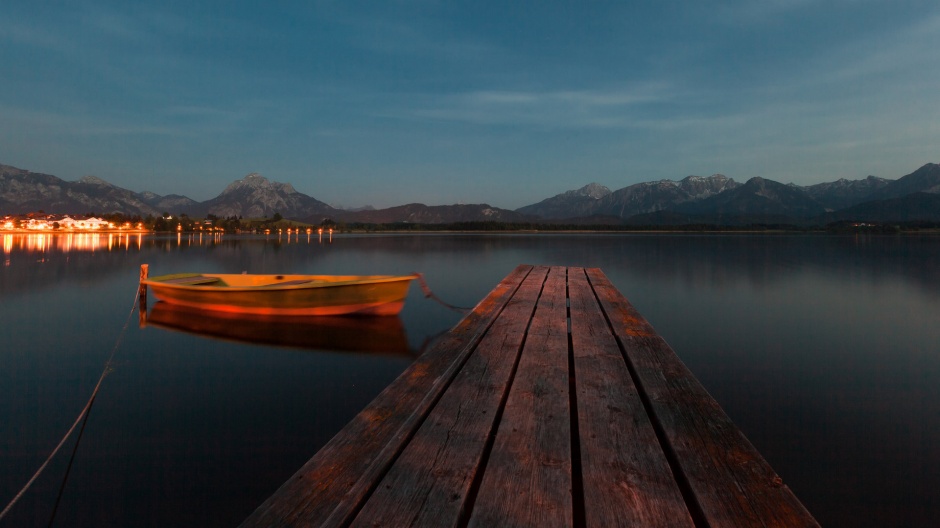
[1,232,938,526]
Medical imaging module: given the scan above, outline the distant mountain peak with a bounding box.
[516,173,741,220]
[228,172,268,187]
[569,183,611,199]
[199,172,333,219]
[866,162,940,200]
[515,182,612,219]
[676,174,739,200]
[645,179,679,187]
[78,175,112,186]
[220,173,297,195]
[681,173,729,183]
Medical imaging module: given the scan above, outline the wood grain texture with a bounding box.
[349,267,551,527]
[468,266,573,528]
[241,265,818,528]
[586,267,819,528]
[239,265,534,528]
[568,268,695,527]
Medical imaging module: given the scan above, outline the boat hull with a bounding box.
[141,273,416,316]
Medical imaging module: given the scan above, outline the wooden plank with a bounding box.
[568,267,695,527]
[468,266,573,528]
[239,265,534,528]
[243,265,818,528]
[349,266,551,527]
[586,268,819,527]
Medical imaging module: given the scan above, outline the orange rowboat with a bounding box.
[140,272,417,316]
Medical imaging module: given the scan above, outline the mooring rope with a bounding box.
[0,288,141,522]
[413,272,471,313]
[47,381,98,528]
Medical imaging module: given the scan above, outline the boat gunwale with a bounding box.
[141,273,418,292]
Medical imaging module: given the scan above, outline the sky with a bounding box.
[2,1,939,210]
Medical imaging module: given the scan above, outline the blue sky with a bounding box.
[2,1,938,209]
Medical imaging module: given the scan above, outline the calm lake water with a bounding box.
[2,232,938,527]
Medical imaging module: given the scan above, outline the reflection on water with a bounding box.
[142,301,412,357]
[6,232,938,296]
[1,233,938,527]
[2,232,147,256]
[1,230,333,261]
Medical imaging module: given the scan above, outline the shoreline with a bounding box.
[1,229,151,234]
[4,228,939,235]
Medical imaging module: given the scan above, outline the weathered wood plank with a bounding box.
[243,265,818,528]
[239,265,534,528]
[468,266,573,528]
[568,267,695,527]
[349,266,551,527]
[586,267,819,528]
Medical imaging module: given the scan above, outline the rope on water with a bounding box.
[47,379,98,528]
[412,272,471,313]
[0,288,141,523]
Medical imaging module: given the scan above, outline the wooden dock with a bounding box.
[241,265,818,527]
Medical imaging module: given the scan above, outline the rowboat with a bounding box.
[139,271,417,316]
[142,301,412,355]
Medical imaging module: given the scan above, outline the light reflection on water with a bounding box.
[2,232,150,255]
[0,232,938,527]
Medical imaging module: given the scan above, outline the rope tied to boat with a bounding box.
[412,273,470,313]
[0,287,141,523]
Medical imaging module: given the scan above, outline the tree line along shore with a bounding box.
[4,211,939,234]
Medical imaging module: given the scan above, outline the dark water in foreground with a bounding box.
[1,232,938,527]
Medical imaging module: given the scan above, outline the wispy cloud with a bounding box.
[322,4,505,65]
[819,12,940,85]
[3,21,74,54]
[0,104,184,137]
[400,85,673,128]
[715,0,864,24]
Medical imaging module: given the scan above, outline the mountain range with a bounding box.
[2,162,939,225]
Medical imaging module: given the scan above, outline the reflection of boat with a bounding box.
[142,301,411,355]
[140,272,417,316]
